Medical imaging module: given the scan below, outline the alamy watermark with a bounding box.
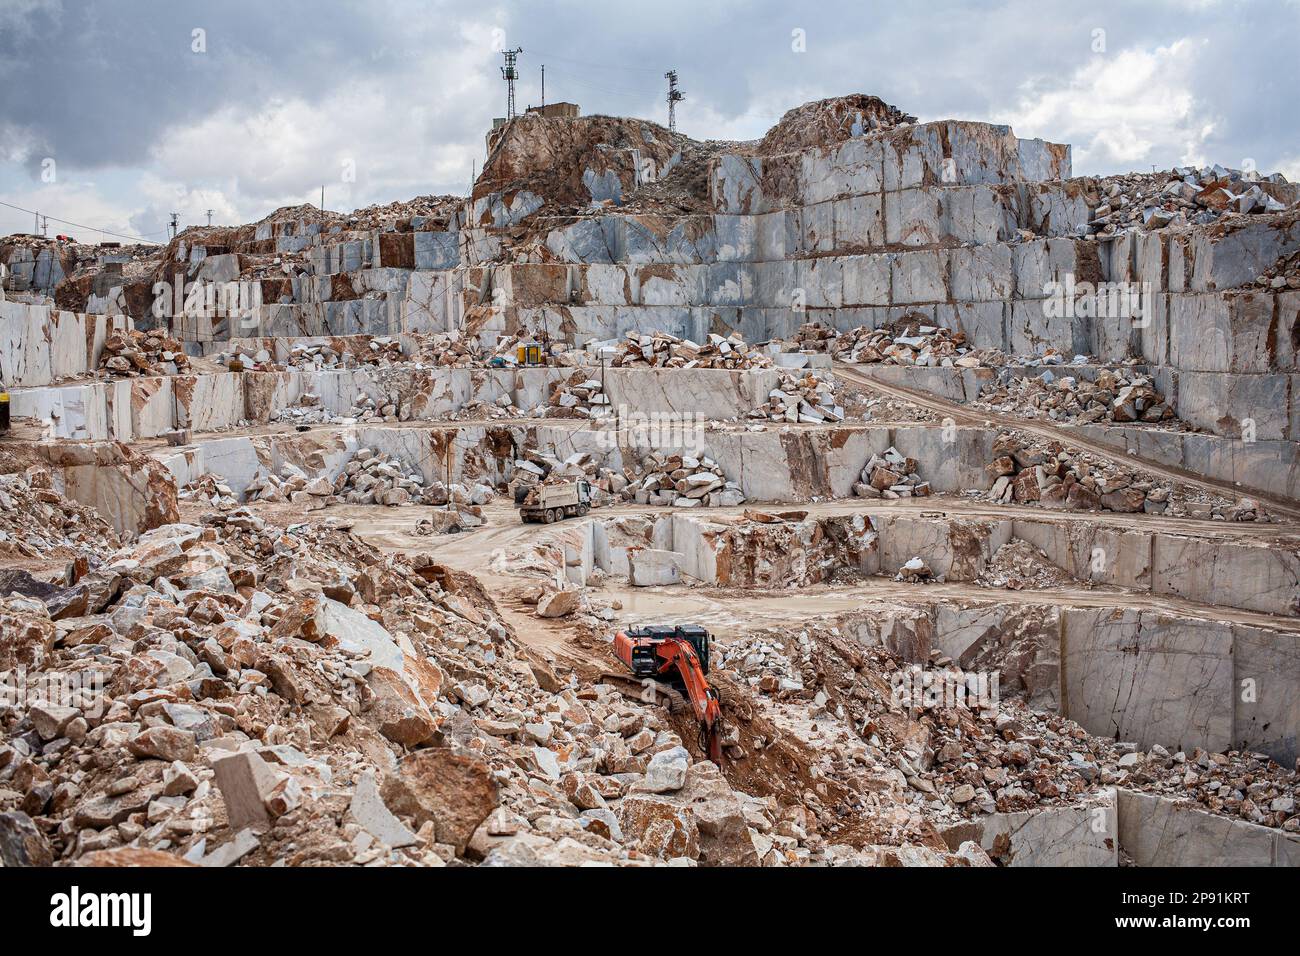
[1042,275,1155,327]
[151,273,264,332]
[1,667,105,718]
[891,664,1000,712]
[592,404,706,455]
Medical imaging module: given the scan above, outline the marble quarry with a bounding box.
[2,94,1297,870]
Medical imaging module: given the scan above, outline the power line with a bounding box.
[0,198,163,245]
[539,67,660,100]
[526,49,663,74]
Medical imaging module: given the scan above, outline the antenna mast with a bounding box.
[664,70,684,133]
[501,47,524,120]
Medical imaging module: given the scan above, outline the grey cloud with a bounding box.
[1,0,1297,231]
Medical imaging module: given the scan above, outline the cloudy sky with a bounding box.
[2,0,1297,244]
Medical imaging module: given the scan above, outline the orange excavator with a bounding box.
[614,624,724,765]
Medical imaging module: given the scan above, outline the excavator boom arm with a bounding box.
[655,640,721,729]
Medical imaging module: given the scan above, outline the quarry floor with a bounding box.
[184,496,1300,670]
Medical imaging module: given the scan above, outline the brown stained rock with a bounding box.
[381,748,499,854]
[1011,467,1042,502]
[122,537,189,582]
[74,785,162,829]
[366,666,439,746]
[526,653,564,694]
[652,764,758,866]
[403,655,445,708]
[870,467,902,490]
[0,607,56,670]
[1100,487,1146,513]
[536,589,580,618]
[308,704,352,739]
[619,795,700,860]
[126,726,197,762]
[985,456,1016,479]
[77,847,197,867]
[0,811,54,867]
[268,595,330,644]
[257,651,308,703]
[1066,483,1102,511]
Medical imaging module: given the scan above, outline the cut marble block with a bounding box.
[1061,607,1235,753]
[1118,790,1299,867]
[174,372,246,431]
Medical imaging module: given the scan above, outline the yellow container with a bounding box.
[0,391,9,433]
[517,344,542,365]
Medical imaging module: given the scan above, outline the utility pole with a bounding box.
[500,47,523,120]
[206,209,214,227]
[665,70,684,133]
[169,213,179,241]
[40,215,48,238]
[541,65,545,107]
[321,185,325,212]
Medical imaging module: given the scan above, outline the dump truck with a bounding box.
[515,479,591,523]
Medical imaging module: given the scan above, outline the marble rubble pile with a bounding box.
[407,332,481,367]
[220,337,406,373]
[99,329,191,378]
[787,322,839,352]
[751,370,844,423]
[449,397,525,421]
[620,453,745,508]
[272,393,334,427]
[0,511,785,867]
[832,324,989,368]
[179,476,239,512]
[757,93,917,153]
[241,452,482,511]
[643,511,877,590]
[612,331,772,370]
[334,449,439,508]
[1088,166,1294,236]
[406,330,545,371]
[413,504,483,535]
[347,388,411,424]
[982,432,1261,520]
[549,374,611,418]
[0,467,120,564]
[983,432,1170,514]
[853,447,931,499]
[974,539,1073,591]
[1250,247,1300,290]
[721,620,1298,841]
[978,368,1174,425]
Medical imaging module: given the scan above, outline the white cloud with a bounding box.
[145,20,498,223]
[0,180,154,243]
[995,39,1212,174]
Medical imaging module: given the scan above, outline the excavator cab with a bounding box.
[614,624,723,764]
[618,625,710,676]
